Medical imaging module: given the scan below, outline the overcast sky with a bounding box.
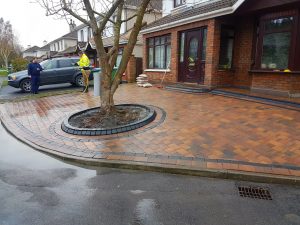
[0,0,76,48]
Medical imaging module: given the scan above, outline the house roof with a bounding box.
[38,44,50,51]
[23,46,40,53]
[142,0,244,34]
[49,30,78,44]
[78,31,142,51]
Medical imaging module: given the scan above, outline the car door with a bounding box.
[57,59,77,83]
[40,60,58,85]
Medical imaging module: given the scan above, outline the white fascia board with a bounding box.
[141,0,246,34]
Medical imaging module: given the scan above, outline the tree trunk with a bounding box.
[3,56,8,69]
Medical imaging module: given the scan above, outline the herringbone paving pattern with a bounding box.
[0,84,299,177]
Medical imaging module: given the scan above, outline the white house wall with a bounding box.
[64,39,77,50]
[36,50,48,58]
[132,45,142,58]
[77,26,92,42]
[23,52,37,58]
[163,0,212,16]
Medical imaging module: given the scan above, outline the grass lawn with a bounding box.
[0,70,8,77]
[1,80,8,87]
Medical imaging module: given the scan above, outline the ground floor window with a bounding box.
[255,11,299,70]
[147,35,171,69]
[219,26,234,69]
[115,48,123,68]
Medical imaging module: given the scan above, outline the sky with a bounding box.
[0,0,75,49]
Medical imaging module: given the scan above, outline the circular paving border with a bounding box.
[61,104,157,136]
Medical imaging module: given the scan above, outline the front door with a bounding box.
[179,28,207,84]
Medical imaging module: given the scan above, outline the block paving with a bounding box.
[0,84,299,178]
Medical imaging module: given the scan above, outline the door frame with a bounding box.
[178,27,207,84]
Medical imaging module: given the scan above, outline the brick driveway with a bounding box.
[0,84,299,178]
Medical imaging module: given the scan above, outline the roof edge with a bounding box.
[141,0,246,34]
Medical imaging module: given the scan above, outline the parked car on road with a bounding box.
[8,57,93,92]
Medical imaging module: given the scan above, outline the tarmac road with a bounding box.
[0,124,300,225]
[0,82,81,98]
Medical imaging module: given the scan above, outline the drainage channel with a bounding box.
[238,186,273,200]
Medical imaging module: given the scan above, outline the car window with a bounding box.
[42,60,58,70]
[59,59,73,68]
[71,58,79,64]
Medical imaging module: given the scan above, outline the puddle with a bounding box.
[133,199,162,225]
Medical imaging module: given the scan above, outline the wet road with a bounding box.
[0,83,81,99]
[0,124,299,225]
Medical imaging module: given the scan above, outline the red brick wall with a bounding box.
[252,73,300,95]
[142,14,300,95]
[143,19,217,86]
[142,18,246,88]
[209,18,234,87]
[231,17,254,88]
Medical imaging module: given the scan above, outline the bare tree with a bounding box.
[0,18,15,69]
[38,0,159,114]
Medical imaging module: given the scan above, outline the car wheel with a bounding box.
[20,79,32,93]
[75,74,84,87]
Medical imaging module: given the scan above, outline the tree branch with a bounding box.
[61,0,90,26]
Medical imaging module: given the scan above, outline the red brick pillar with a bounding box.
[205,19,219,88]
[126,55,136,83]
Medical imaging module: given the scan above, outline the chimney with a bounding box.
[27,45,31,49]
[69,19,76,32]
[43,40,47,46]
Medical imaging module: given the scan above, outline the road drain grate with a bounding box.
[238,186,272,200]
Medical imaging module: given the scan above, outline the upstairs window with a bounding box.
[219,26,235,69]
[80,30,84,42]
[174,0,186,7]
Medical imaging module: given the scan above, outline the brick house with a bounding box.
[141,0,300,97]
[76,0,162,82]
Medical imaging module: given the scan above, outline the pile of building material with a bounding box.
[136,74,152,88]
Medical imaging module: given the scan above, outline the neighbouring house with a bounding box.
[75,0,162,82]
[35,41,56,60]
[50,29,78,57]
[141,0,300,97]
[22,45,40,59]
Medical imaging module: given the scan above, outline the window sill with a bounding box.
[217,68,235,72]
[249,70,300,75]
[144,69,171,72]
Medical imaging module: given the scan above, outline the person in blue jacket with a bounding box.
[28,57,43,94]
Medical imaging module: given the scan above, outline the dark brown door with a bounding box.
[179,28,206,83]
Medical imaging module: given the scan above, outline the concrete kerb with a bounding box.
[1,118,300,186]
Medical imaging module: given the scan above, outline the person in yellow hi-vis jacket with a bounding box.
[77,51,91,93]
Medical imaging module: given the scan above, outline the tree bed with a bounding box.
[61,104,156,136]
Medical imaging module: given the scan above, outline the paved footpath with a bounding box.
[0,84,300,183]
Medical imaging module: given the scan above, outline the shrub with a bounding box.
[11,58,28,72]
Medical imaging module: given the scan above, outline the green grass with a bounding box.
[0,70,8,77]
[1,80,8,87]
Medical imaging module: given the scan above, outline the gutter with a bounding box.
[141,0,246,34]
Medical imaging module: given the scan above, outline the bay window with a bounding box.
[255,11,299,70]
